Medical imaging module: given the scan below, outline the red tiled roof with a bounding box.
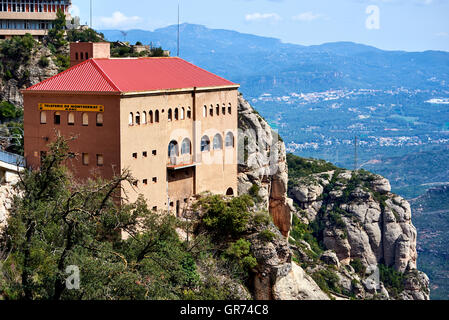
[26,57,237,93]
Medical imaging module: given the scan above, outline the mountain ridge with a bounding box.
[100,23,449,96]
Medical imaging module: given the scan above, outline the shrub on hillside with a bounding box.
[197,194,254,238]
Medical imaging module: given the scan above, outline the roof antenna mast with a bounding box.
[90,0,93,28]
[177,2,180,57]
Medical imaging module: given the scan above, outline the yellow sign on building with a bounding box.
[39,103,104,113]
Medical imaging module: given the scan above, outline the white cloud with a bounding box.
[69,4,80,17]
[436,32,448,37]
[96,11,142,29]
[245,12,281,22]
[292,12,324,22]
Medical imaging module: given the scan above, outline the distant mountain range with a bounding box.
[101,23,449,96]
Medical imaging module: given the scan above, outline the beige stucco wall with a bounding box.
[120,88,238,213]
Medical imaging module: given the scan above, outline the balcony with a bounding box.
[167,154,196,170]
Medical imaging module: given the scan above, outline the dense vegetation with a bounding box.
[287,154,337,180]
[110,42,166,58]
[0,137,271,300]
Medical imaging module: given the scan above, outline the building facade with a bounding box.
[22,44,239,215]
[0,0,71,39]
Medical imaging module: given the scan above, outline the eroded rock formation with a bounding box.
[237,94,293,238]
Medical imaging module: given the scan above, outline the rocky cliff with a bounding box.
[0,43,60,107]
[0,183,14,229]
[237,96,430,300]
[237,93,293,238]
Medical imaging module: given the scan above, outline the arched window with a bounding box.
[68,112,75,125]
[222,104,226,115]
[155,110,160,123]
[226,188,234,196]
[54,112,61,125]
[175,108,179,121]
[201,136,211,152]
[187,107,192,119]
[168,140,179,157]
[149,110,154,124]
[96,113,104,127]
[216,104,220,116]
[228,103,232,115]
[181,138,191,155]
[135,112,141,125]
[180,107,185,120]
[209,105,214,117]
[213,134,223,150]
[82,113,89,126]
[40,111,47,124]
[142,111,147,124]
[203,105,207,117]
[226,132,234,148]
[168,109,173,121]
[129,112,133,126]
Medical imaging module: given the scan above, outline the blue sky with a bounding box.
[71,0,449,52]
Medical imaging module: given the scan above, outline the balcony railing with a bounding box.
[0,149,25,167]
[167,154,195,169]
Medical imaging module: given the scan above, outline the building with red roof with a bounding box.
[23,42,239,214]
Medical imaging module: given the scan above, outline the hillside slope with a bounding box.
[238,96,430,300]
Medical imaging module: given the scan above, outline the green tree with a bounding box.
[66,28,104,43]
[47,8,68,50]
[198,195,254,238]
[0,101,22,121]
[0,136,204,300]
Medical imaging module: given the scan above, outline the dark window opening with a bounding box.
[54,112,61,125]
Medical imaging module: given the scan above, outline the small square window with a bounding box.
[133,153,138,159]
[143,152,148,157]
[133,180,138,187]
[152,150,157,156]
[152,177,158,183]
[152,206,158,211]
[143,179,148,185]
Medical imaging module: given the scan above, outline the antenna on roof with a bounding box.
[177,2,180,57]
[90,0,93,28]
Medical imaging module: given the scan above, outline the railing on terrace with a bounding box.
[0,149,25,167]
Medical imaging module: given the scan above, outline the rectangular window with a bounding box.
[133,153,138,159]
[152,177,158,183]
[40,111,47,124]
[97,154,104,167]
[152,150,157,156]
[54,112,61,125]
[143,179,148,185]
[68,113,75,126]
[82,153,89,166]
[143,152,148,157]
[133,181,138,187]
[152,206,158,211]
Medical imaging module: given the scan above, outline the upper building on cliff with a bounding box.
[0,0,71,40]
